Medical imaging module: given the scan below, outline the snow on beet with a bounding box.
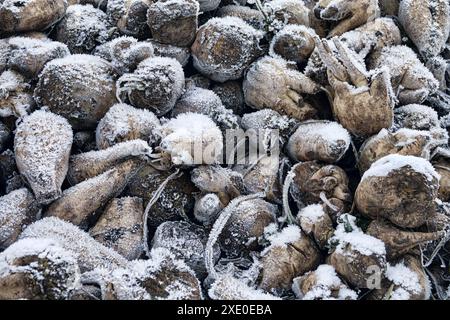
[0,0,450,301]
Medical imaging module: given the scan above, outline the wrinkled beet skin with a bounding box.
[356,168,439,228]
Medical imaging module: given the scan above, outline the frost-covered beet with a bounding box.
[263,0,310,31]
[46,159,142,228]
[372,46,439,105]
[399,0,450,59]
[367,219,443,260]
[305,17,401,86]
[315,38,394,138]
[0,238,80,300]
[201,193,266,274]
[370,255,431,300]
[117,57,184,116]
[241,109,298,146]
[297,204,334,250]
[191,165,244,205]
[0,0,68,34]
[82,248,202,299]
[147,0,199,47]
[14,110,73,205]
[152,221,220,279]
[96,104,160,150]
[34,55,118,130]
[340,17,402,64]
[209,274,280,300]
[259,225,321,293]
[159,113,223,166]
[0,70,34,118]
[171,87,240,130]
[244,57,320,121]
[55,5,114,54]
[240,155,282,203]
[287,120,350,164]
[219,199,277,258]
[355,155,440,228]
[217,5,265,30]
[211,81,245,116]
[20,217,129,272]
[0,188,40,249]
[193,193,223,226]
[358,128,447,173]
[2,0,449,302]
[67,139,152,184]
[292,264,357,300]
[90,197,144,260]
[290,162,352,216]
[7,37,70,79]
[148,40,191,67]
[94,37,155,75]
[314,0,379,37]
[394,104,440,131]
[107,0,152,39]
[191,17,264,82]
[126,166,197,227]
[270,25,316,64]
[327,214,387,288]
[235,156,283,204]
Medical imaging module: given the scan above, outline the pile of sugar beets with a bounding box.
[1,0,450,300]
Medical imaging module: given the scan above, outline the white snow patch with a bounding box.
[294,264,358,300]
[265,224,301,249]
[209,274,280,300]
[160,113,223,166]
[298,204,326,224]
[386,261,422,300]
[330,214,386,257]
[362,154,440,182]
